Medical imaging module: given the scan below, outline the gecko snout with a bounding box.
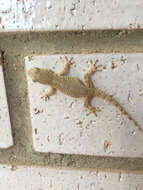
[27,67,41,82]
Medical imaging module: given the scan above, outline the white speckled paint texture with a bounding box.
[25,54,143,157]
[0,0,143,31]
[0,165,143,190]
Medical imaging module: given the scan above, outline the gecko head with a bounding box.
[27,67,41,82]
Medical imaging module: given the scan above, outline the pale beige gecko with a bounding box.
[28,57,142,132]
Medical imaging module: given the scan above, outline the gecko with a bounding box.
[27,57,143,132]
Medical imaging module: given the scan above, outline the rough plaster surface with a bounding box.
[0,55,13,148]
[0,0,143,32]
[0,165,143,189]
[25,54,143,157]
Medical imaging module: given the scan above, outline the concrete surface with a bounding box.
[0,165,143,190]
[0,54,13,148]
[0,0,143,31]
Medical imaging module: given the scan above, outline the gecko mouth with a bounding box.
[27,68,40,82]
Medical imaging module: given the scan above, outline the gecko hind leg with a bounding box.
[57,56,73,76]
[83,59,102,87]
[83,96,100,116]
[83,60,101,115]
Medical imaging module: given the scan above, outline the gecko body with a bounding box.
[28,67,94,98]
[28,58,142,132]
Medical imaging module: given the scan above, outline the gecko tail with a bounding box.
[94,88,143,132]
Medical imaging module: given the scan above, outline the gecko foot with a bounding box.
[89,106,101,116]
[41,94,50,101]
[88,59,102,73]
[83,96,101,116]
[64,56,74,65]
[41,87,56,101]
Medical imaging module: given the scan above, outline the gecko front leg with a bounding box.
[83,60,102,115]
[41,86,56,101]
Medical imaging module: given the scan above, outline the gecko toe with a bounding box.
[41,94,50,101]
